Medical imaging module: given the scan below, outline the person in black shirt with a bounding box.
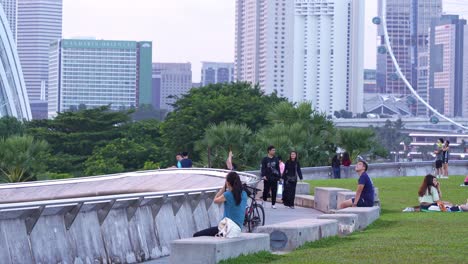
[261,145,281,209]
[282,151,303,209]
[180,151,193,168]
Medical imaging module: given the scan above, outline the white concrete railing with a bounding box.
[0,169,259,264]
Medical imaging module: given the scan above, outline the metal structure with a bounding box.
[380,0,468,131]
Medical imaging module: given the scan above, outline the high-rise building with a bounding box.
[293,0,364,114]
[0,0,16,39]
[201,62,234,86]
[234,0,294,99]
[364,69,378,94]
[235,0,363,114]
[17,0,62,119]
[0,5,31,120]
[376,0,441,116]
[47,39,152,118]
[152,63,192,111]
[428,15,468,117]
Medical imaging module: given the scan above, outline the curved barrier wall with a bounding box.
[0,6,31,120]
[0,169,259,263]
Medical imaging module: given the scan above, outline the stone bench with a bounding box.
[296,181,310,195]
[170,233,270,264]
[314,187,352,213]
[294,195,315,208]
[336,206,380,230]
[256,218,338,252]
[317,213,358,235]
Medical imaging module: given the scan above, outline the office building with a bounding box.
[200,62,234,86]
[48,39,152,118]
[0,5,31,120]
[428,15,468,117]
[376,0,442,116]
[152,63,192,111]
[0,0,16,39]
[17,0,62,118]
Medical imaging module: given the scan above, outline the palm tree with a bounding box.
[0,135,49,182]
[195,122,254,170]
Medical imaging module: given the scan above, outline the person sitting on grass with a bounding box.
[339,160,375,208]
[418,174,442,210]
[462,175,468,186]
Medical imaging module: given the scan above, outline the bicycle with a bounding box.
[243,184,265,232]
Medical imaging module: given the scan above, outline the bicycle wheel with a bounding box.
[248,203,265,232]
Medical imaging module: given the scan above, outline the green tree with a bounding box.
[26,106,132,175]
[0,116,25,138]
[0,135,49,182]
[195,122,255,170]
[132,104,168,121]
[372,119,410,157]
[255,102,337,167]
[84,119,163,175]
[161,82,286,161]
[338,128,385,162]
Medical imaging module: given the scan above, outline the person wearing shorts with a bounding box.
[339,160,375,208]
[434,138,444,178]
[441,140,449,179]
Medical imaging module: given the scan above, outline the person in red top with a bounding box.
[341,152,351,178]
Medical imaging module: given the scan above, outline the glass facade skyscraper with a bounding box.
[48,39,152,118]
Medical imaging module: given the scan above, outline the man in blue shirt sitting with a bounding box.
[340,160,375,208]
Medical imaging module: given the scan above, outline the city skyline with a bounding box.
[62,0,468,82]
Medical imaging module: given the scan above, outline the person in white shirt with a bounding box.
[418,174,442,210]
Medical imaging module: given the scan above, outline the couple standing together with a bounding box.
[261,145,303,209]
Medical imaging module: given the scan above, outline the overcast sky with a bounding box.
[63,0,467,82]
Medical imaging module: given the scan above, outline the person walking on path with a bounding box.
[261,145,281,209]
[339,160,375,208]
[442,140,450,179]
[331,154,341,179]
[282,151,303,209]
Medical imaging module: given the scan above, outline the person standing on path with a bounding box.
[331,154,341,179]
[341,152,351,178]
[442,140,450,179]
[339,160,375,208]
[180,151,193,168]
[282,151,303,209]
[261,145,281,209]
[434,138,444,178]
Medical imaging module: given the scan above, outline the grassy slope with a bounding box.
[222,175,468,264]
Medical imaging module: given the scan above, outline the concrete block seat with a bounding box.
[256,219,338,252]
[294,195,315,208]
[336,206,380,230]
[295,182,311,195]
[317,213,358,235]
[169,233,270,264]
[314,187,352,213]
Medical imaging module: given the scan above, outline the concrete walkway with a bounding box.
[144,201,322,264]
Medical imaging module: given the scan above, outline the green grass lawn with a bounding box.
[222,175,468,264]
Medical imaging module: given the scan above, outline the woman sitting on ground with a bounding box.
[193,171,247,237]
[418,174,442,210]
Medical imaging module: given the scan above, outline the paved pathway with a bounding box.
[144,201,322,264]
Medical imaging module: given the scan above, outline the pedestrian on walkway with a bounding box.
[180,151,193,168]
[331,154,341,179]
[434,138,444,178]
[442,140,450,179]
[261,145,281,209]
[282,151,303,209]
[341,152,351,178]
[339,160,375,208]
